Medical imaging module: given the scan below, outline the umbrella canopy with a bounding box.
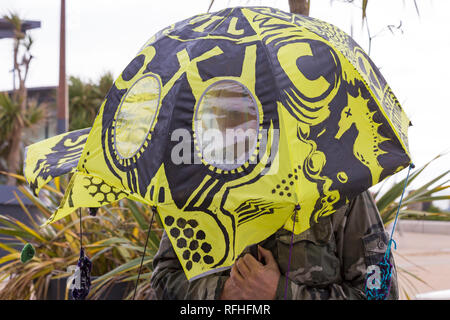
[24,6,411,280]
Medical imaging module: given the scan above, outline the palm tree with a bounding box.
[68,72,114,131]
[0,93,47,183]
[1,12,37,185]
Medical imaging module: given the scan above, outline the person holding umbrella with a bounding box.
[150,190,398,300]
[22,7,409,301]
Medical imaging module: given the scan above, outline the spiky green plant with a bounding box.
[375,154,450,225]
[0,173,161,300]
[373,154,450,299]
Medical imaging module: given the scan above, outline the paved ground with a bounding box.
[393,230,450,299]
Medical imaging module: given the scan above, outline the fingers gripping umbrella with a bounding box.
[24,7,411,281]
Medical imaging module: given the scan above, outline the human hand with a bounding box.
[220,246,280,300]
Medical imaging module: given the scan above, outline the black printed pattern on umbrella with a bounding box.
[235,198,278,226]
[29,128,90,196]
[164,216,214,270]
[271,166,301,198]
[82,176,128,205]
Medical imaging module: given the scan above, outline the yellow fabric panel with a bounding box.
[23,128,90,196]
[43,171,129,226]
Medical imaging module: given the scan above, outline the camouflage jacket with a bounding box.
[150,191,398,300]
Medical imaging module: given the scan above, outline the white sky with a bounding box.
[0,0,449,208]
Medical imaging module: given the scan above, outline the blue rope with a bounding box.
[365,162,414,300]
[384,163,415,260]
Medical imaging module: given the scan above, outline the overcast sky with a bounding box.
[0,0,449,208]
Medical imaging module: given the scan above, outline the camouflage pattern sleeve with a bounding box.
[275,191,399,300]
[150,231,229,299]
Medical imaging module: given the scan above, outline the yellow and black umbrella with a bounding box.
[24,7,411,281]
